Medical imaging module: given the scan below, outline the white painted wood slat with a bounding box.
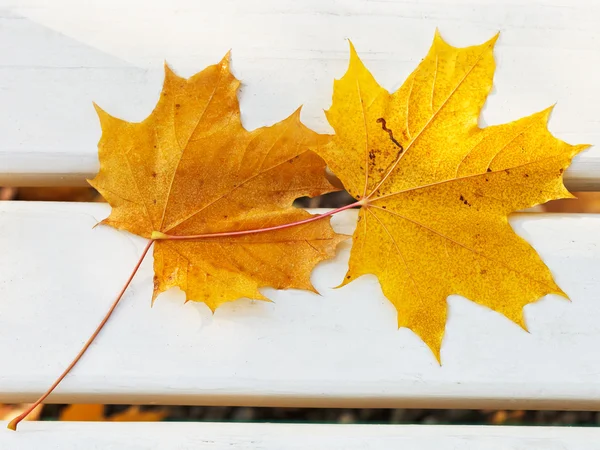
[0,202,600,409]
[2,422,600,449]
[1,0,599,188]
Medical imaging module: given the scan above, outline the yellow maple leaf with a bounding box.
[316,31,588,361]
[90,54,346,310]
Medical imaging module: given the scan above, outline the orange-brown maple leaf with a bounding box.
[90,54,346,310]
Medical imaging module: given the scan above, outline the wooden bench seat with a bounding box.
[4,422,600,449]
[0,203,600,411]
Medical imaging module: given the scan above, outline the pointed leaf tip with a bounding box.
[489,31,500,46]
[292,104,304,118]
[219,51,232,72]
[347,39,365,69]
[428,342,442,366]
[347,38,357,54]
[540,104,556,123]
[348,40,358,58]
[163,61,176,77]
[306,283,320,296]
[92,101,105,116]
[92,102,117,127]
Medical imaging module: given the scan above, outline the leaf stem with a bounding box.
[152,201,364,241]
[8,201,364,430]
[7,239,155,431]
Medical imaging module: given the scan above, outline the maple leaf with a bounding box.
[89,54,345,310]
[316,31,588,361]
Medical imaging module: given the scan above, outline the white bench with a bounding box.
[3,0,600,448]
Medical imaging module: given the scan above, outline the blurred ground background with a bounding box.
[2,185,599,426]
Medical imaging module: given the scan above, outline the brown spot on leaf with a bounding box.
[376,117,403,151]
